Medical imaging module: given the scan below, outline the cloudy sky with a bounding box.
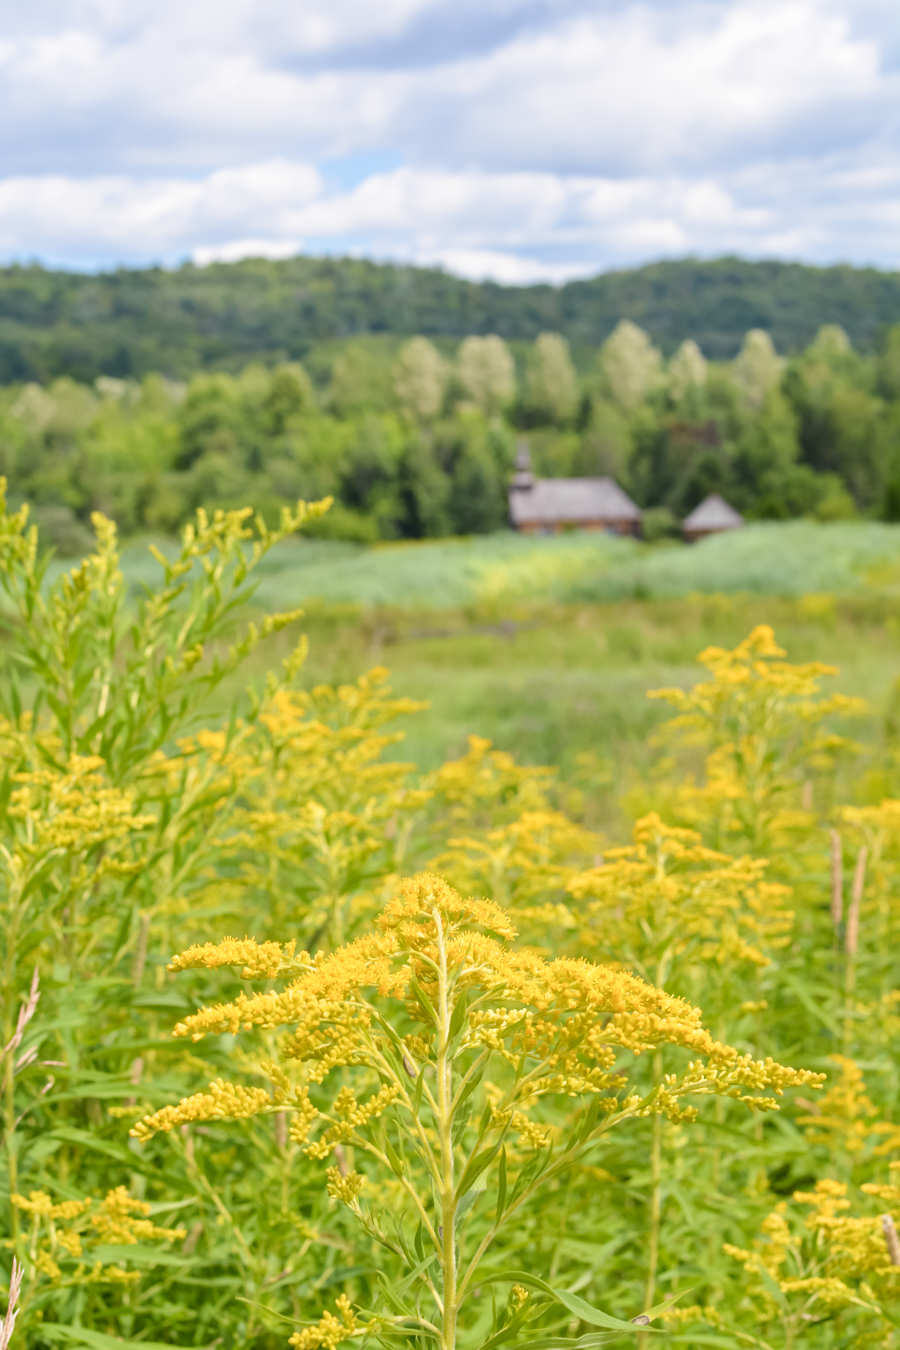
[2,0,898,280]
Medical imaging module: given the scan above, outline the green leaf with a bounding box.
[496,1145,508,1224]
[448,995,469,1046]
[477,1270,656,1334]
[39,1325,195,1350]
[455,1136,505,1199]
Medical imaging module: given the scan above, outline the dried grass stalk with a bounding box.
[881,1214,900,1267]
[0,1257,23,1350]
[2,971,39,1062]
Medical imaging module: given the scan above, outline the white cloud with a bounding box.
[0,0,896,271]
[0,160,322,257]
[414,249,596,284]
[412,0,886,173]
[3,153,900,277]
[193,237,305,264]
[0,0,892,176]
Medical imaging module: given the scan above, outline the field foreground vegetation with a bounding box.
[2,500,900,1349]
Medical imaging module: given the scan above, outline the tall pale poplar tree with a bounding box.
[457,335,516,416]
[599,320,662,412]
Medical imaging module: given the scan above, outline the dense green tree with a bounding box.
[573,399,632,478]
[785,357,885,507]
[448,436,510,533]
[396,434,451,537]
[329,343,393,417]
[807,323,851,360]
[877,324,900,400]
[176,374,246,470]
[263,363,317,435]
[338,414,406,535]
[0,302,897,546]
[731,391,801,511]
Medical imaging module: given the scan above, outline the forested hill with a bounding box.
[2,253,900,384]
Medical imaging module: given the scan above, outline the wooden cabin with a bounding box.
[508,446,641,536]
[683,493,743,541]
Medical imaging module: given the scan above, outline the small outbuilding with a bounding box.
[682,493,743,542]
[508,445,641,536]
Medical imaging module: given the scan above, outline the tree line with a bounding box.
[2,255,900,385]
[3,318,900,550]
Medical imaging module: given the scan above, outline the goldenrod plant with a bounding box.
[134,873,821,1349]
[0,487,340,1342]
[2,491,899,1348]
[646,625,865,852]
[668,1172,900,1346]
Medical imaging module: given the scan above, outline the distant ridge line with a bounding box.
[1,253,899,384]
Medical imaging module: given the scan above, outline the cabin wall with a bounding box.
[515,518,640,537]
[684,525,739,542]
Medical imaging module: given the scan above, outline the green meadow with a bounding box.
[109,519,900,792]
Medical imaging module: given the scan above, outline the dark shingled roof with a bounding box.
[683,493,743,531]
[509,477,641,527]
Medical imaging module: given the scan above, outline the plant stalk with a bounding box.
[434,909,457,1350]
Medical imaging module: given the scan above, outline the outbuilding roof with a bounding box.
[509,477,641,527]
[683,493,743,531]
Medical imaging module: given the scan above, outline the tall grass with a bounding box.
[162,522,900,614]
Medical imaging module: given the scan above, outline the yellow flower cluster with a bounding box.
[490,1106,553,1150]
[89,1186,187,1246]
[569,813,793,974]
[169,936,304,979]
[646,625,865,845]
[798,1055,900,1161]
[431,733,553,803]
[432,808,598,915]
[191,668,435,948]
[130,1078,275,1142]
[9,1187,185,1289]
[798,1054,879,1154]
[305,1085,399,1160]
[11,1192,91,1222]
[288,1294,359,1349]
[8,756,154,858]
[326,1166,364,1207]
[134,873,821,1150]
[724,1175,900,1331]
[841,799,900,840]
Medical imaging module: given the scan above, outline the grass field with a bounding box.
[39,521,897,793]
[246,520,900,610]
[179,521,900,803]
[95,520,900,614]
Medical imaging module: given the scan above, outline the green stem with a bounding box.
[842,955,857,1058]
[456,1103,642,1304]
[434,909,457,1350]
[642,1068,663,1329]
[2,899,23,1248]
[641,961,670,1331]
